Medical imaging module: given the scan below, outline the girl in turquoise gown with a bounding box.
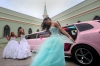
[30,17,74,66]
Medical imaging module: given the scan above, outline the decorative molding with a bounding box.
[0,17,41,26]
[60,5,100,22]
[0,11,42,23]
[0,37,3,39]
[0,42,7,44]
[53,0,98,20]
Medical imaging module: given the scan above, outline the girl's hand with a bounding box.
[6,36,10,41]
[6,35,8,38]
[54,22,75,43]
[15,35,18,38]
[69,37,75,43]
[6,35,9,40]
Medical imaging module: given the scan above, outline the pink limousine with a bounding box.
[25,20,100,66]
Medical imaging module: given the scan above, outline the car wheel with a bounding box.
[72,45,99,66]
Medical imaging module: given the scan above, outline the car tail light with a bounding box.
[64,43,72,51]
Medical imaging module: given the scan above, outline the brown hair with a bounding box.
[18,29,25,36]
[41,17,51,31]
[10,32,15,37]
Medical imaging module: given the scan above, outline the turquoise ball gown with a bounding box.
[30,27,66,66]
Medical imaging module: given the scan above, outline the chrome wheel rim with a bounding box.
[75,48,93,65]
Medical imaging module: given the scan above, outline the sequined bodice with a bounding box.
[49,27,60,36]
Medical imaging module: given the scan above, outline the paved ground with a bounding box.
[0,46,79,66]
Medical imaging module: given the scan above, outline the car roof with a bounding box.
[62,20,99,27]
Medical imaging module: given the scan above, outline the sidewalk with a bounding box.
[0,46,78,66]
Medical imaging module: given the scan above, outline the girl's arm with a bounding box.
[54,22,75,43]
[15,35,18,38]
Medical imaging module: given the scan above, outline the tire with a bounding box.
[72,45,99,66]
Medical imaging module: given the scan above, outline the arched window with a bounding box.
[93,16,100,20]
[37,29,39,32]
[28,28,32,34]
[3,25,10,37]
[18,27,22,37]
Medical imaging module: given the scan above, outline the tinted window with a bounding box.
[38,31,51,38]
[39,31,50,35]
[63,25,78,40]
[75,23,94,32]
[25,33,38,39]
[25,31,50,39]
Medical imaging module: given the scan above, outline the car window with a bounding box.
[63,25,78,40]
[25,31,50,39]
[38,31,51,38]
[67,25,77,35]
[75,23,94,32]
[25,33,38,39]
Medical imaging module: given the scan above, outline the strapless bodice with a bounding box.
[10,37,16,40]
[21,35,25,39]
[49,27,61,36]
